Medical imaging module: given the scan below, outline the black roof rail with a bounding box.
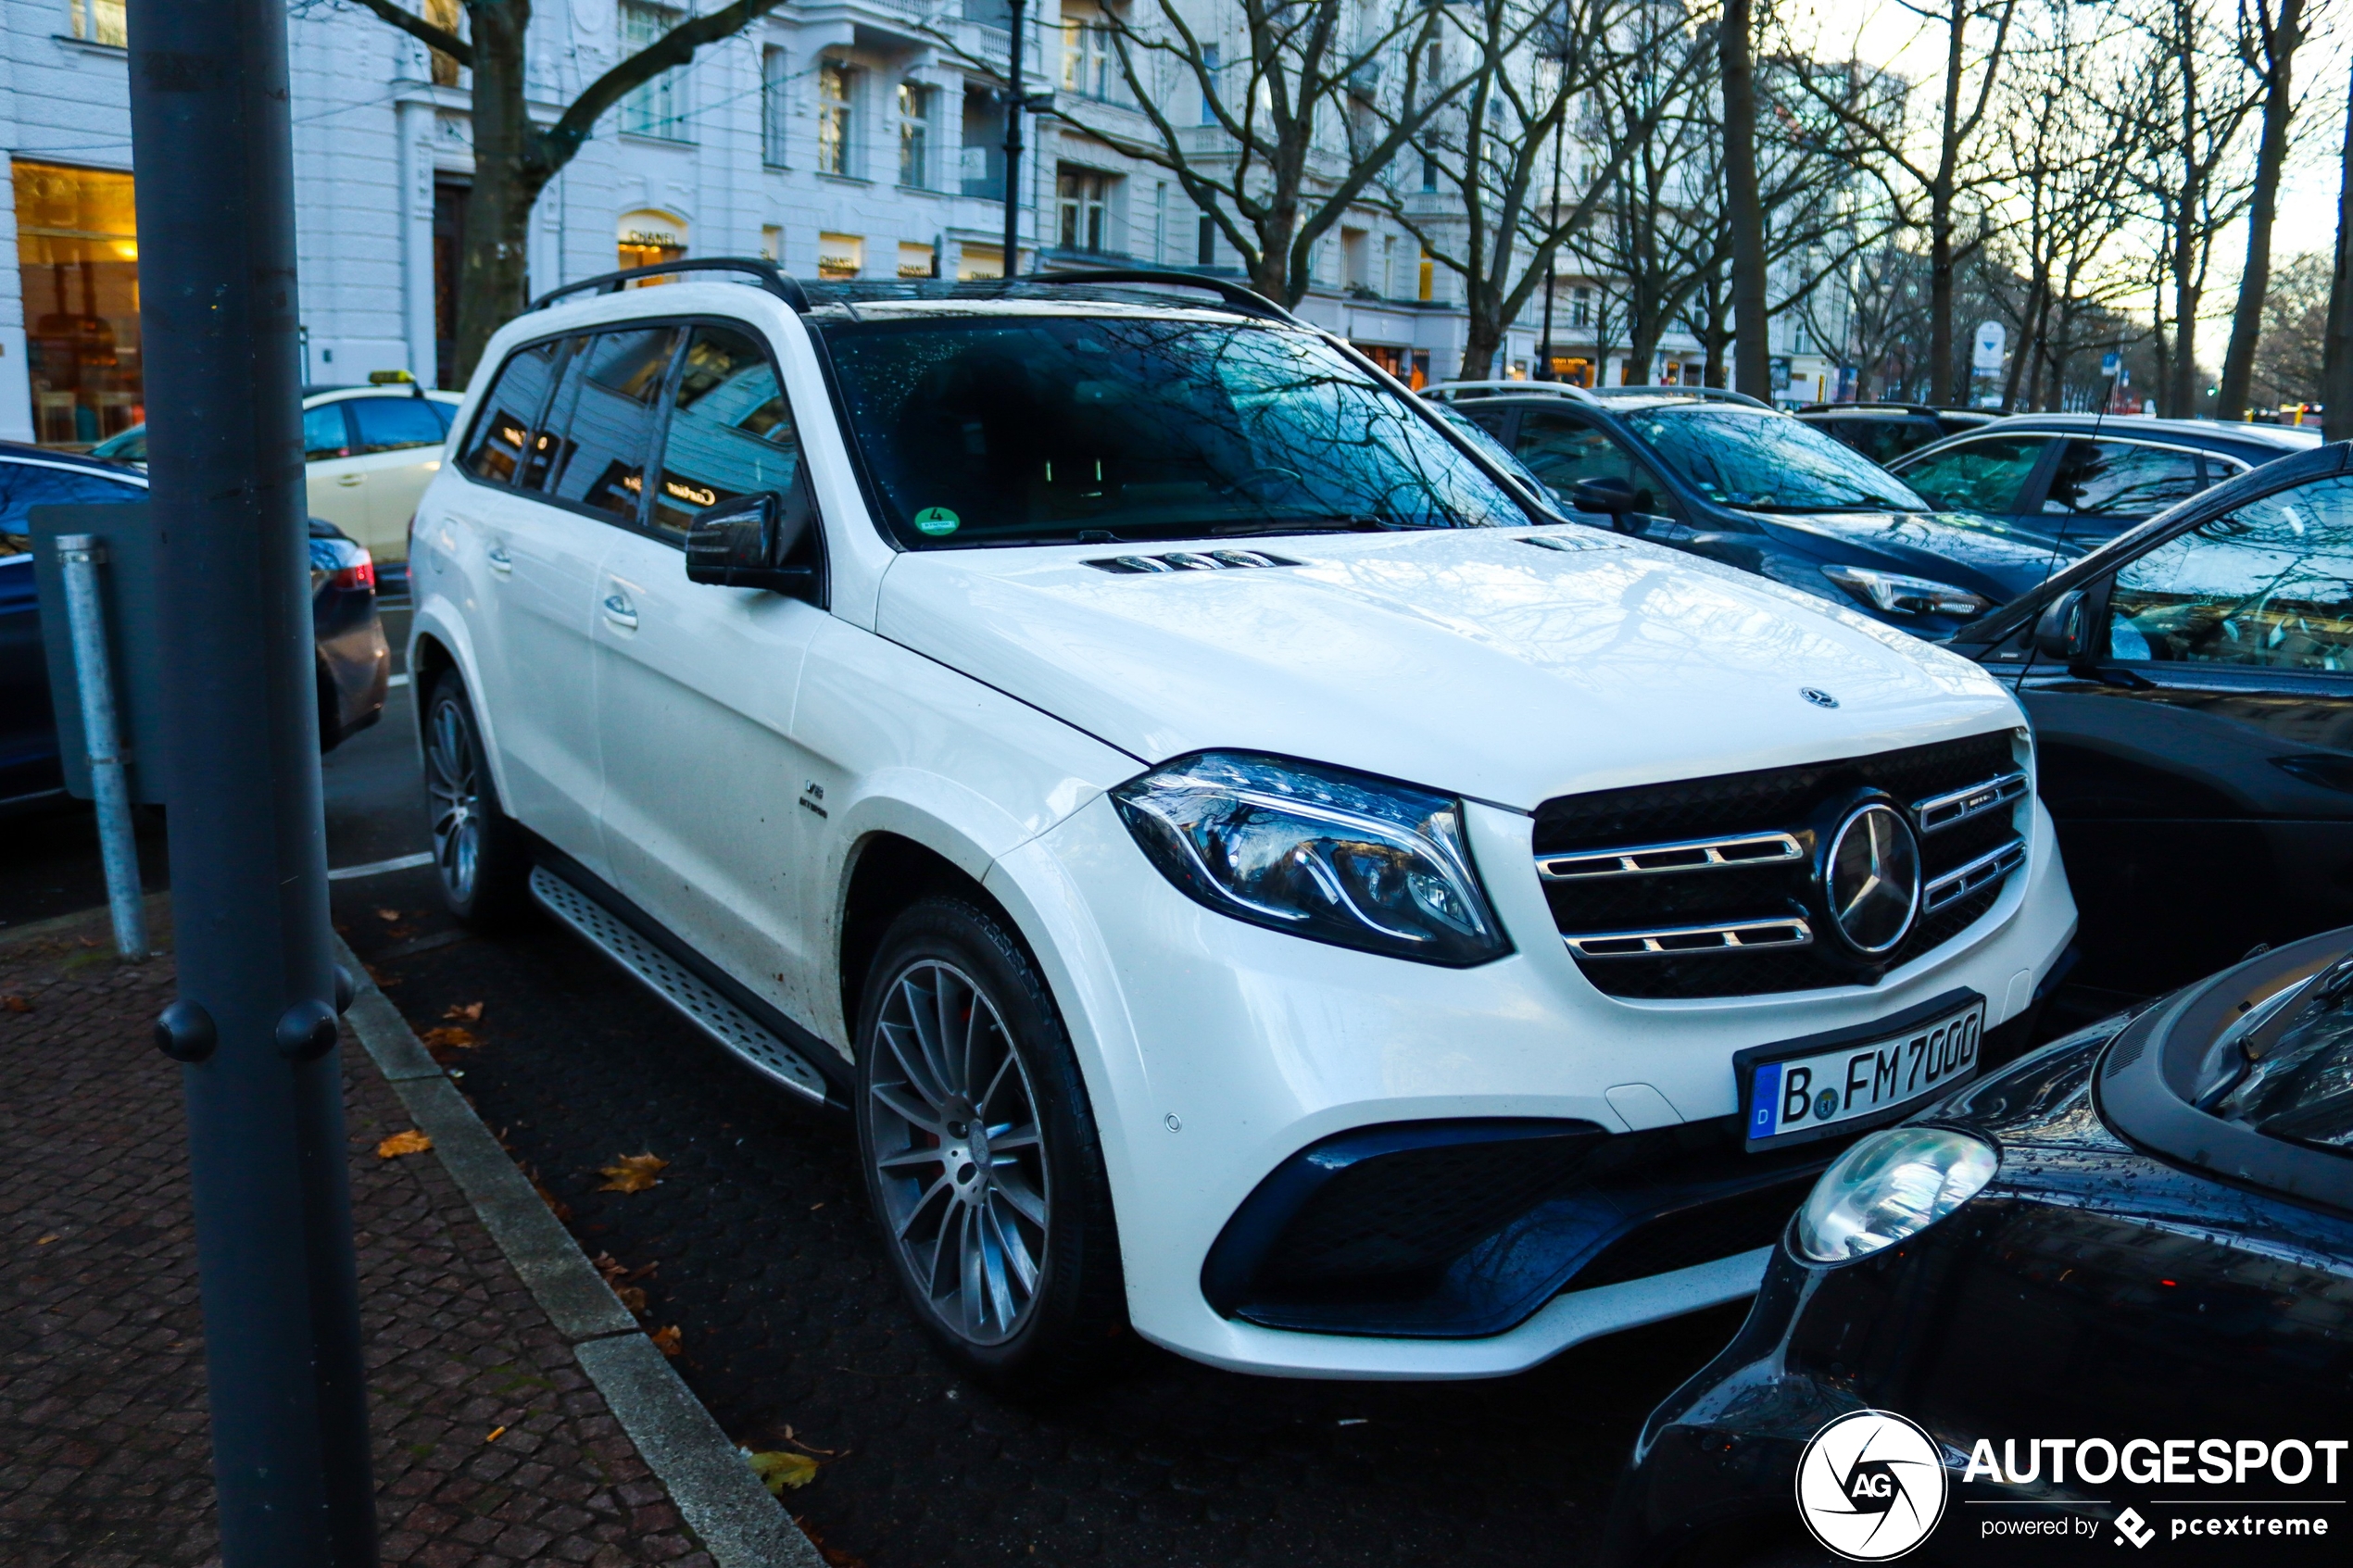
[529,257,811,314]
[1016,269,1300,324]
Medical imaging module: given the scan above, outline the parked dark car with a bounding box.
[1946,441,2353,997]
[0,443,389,814]
[1890,413,2320,556]
[1431,383,2073,639]
[1795,402,1998,465]
[1605,930,2353,1568]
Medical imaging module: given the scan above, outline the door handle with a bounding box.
[334,473,365,487]
[485,545,513,575]
[602,593,639,631]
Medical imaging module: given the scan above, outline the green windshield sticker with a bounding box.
[913,507,961,536]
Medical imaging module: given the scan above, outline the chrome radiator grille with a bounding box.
[1533,731,2027,998]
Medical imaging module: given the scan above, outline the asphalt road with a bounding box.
[4,597,1755,1566]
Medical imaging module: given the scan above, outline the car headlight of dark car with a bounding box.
[1793,1124,1999,1262]
[1112,751,1510,966]
[1820,563,1992,619]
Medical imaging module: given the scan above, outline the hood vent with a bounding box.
[1521,532,1623,554]
[1087,549,1302,574]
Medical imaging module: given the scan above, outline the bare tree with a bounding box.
[2216,0,2310,419]
[1783,0,2021,403]
[338,0,796,383]
[1800,237,1928,399]
[2249,250,2330,407]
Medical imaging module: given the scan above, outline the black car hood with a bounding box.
[1747,508,2078,603]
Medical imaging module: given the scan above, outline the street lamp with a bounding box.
[999,0,1055,278]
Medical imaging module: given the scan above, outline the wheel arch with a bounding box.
[837,829,1026,1051]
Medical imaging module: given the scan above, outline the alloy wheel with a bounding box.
[866,960,1051,1347]
[424,694,483,906]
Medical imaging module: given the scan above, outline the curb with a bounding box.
[333,932,826,1568]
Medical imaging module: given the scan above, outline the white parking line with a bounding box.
[326,850,434,882]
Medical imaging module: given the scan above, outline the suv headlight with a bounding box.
[1793,1125,1998,1263]
[1821,564,1992,619]
[1111,752,1511,966]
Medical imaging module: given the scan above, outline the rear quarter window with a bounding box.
[459,338,566,485]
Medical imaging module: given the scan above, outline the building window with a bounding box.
[617,210,687,274]
[899,82,934,188]
[1569,286,1592,329]
[1197,212,1215,266]
[423,0,461,84]
[1381,234,1396,298]
[761,225,782,262]
[620,3,687,139]
[1058,168,1111,254]
[1418,248,1434,302]
[15,162,141,446]
[960,85,1006,199]
[761,47,790,166]
[818,232,863,280]
[1421,153,1439,194]
[1199,44,1219,125]
[1062,18,1114,100]
[69,0,125,47]
[1154,182,1167,263]
[899,241,937,279]
[818,61,856,177]
[956,243,1003,281]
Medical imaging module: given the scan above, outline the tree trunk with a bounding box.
[2325,60,2353,443]
[453,7,543,388]
[1928,211,1956,404]
[2000,275,2042,411]
[2219,0,2305,420]
[1720,0,1771,399]
[1458,305,1504,383]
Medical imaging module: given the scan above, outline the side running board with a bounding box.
[529,865,830,1105]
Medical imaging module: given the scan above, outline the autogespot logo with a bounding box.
[1796,1410,1949,1561]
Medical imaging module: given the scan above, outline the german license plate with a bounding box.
[1736,992,1985,1151]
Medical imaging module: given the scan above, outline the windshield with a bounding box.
[1622,406,1931,512]
[817,315,1534,547]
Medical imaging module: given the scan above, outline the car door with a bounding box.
[2033,438,2212,553]
[343,393,457,566]
[590,320,834,1025]
[2012,468,2353,993]
[300,401,372,534]
[1510,408,1690,539]
[447,333,615,873]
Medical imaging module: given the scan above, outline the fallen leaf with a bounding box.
[747,1449,819,1493]
[35,1234,57,1246]
[598,1152,669,1193]
[443,1001,484,1022]
[2,995,31,1013]
[421,1025,478,1050]
[377,1130,434,1158]
[375,909,400,922]
[649,1324,683,1357]
[485,1425,506,1443]
[615,1285,649,1315]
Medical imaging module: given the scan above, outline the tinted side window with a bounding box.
[1897,434,2048,513]
[348,395,451,454]
[528,327,680,521]
[0,462,144,555]
[1513,410,1679,517]
[303,403,353,460]
[2107,474,2353,671]
[2044,441,2208,519]
[649,325,800,540]
[459,339,564,485]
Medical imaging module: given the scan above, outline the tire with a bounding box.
[854,895,1127,1393]
[422,671,533,927]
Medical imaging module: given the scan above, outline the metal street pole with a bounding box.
[55,533,147,960]
[123,1,378,1563]
[1537,91,1566,382]
[1004,0,1026,278]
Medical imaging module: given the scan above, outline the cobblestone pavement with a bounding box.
[335,865,1752,1568]
[0,909,717,1568]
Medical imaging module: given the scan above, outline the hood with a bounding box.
[1750,509,2079,602]
[875,528,2026,809]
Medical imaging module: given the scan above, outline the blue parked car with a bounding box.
[0,443,389,814]
[1432,383,2079,641]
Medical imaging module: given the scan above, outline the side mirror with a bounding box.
[683,474,817,598]
[1570,476,1638,516]
[2032,588,2090,662]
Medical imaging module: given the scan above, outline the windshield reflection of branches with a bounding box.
[1626,408,1930,511]
[821,318,1529,545]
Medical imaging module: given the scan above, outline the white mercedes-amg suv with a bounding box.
[408,262,2075,1389]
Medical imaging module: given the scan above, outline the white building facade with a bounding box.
[0,0,1834,447]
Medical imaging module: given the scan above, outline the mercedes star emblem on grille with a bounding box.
[1824,802,1921,954]
[1801,687,1839,709]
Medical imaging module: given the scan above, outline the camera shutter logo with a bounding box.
[1794,1409,1947,1560]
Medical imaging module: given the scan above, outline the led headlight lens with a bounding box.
[1821,564,1993,620]
[1793,1124,1999,1263]
[1111,752,1510,966]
